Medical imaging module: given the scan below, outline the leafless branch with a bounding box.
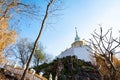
[89,27,120,79]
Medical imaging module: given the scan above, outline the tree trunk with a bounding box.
[21,0,54,80]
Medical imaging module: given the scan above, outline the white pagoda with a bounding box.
[58,28,90,61]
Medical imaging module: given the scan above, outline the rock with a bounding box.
[33,56,102,80]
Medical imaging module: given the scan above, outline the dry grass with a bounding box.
[0,73,7,80]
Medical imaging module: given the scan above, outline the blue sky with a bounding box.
[20,0,120,57]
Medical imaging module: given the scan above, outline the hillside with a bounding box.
[34,56,101,80]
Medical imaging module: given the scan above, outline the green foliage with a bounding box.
[34,49,46,66]
[26,42,47,67]
[79,60,85,67]
[33,56,101,80]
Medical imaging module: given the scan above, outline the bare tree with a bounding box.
[0,0,40,66]
[89,27,120,80]
[7,38,48,67]
[0,0,39,31]
[13,38,31,67]
[11,38,47,67]
[21,0,63,79]
[0,0,62,79]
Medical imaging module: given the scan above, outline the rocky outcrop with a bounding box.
[34,56,101,80]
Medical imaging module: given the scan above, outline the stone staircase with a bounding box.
[5,65,47,80]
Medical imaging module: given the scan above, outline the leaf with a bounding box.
[0,18,17,63]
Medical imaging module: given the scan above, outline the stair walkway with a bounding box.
[5,65,47,80]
